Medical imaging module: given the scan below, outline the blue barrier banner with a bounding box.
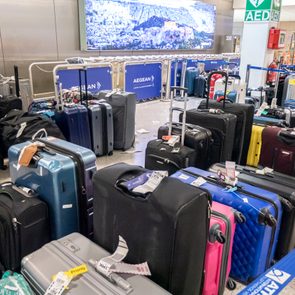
[170,61,183,87]
[187,59,225,71]
[57,66,112,93]
[125,63,162,101]
[239,250,295,295]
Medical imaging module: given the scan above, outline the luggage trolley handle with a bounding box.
[78,68,88,107]
[169,86,188,146]
[206,71,228,109]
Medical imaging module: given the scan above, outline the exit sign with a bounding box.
[245,0,282,22]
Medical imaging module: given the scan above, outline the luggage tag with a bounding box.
[167,135,180,147]
[255,167,274,175]
[256,102,269,117]
[117,172,152,191]
[17,142,45,168]
[191,177,207,188]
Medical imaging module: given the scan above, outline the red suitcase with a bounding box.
[259,126,295,176]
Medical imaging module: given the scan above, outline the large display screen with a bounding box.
[81,0,216,51]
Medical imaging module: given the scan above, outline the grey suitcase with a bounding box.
[98,91,136,150]
[88,101,114,156]
[282,74,295,103]
[21,233,171,295]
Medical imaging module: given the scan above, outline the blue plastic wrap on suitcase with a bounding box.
[54,105,92,149]
[8,137,97,239]
[253,116,286,126]
[284,99,295,108]
[171,167,282,284]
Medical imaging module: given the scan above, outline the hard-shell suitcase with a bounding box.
[98,91,136,150]
[21,232,171,295]
[282,74,295,103]
[253,115,287,127]
[198,100,255,165]
[0,183,50,272]
[88,101,113,156]
[260,126,295,176]
[210,163,295,260]
[146,87,197,175]
[8,137,97,239]
[258,107,295,128]
[246,125,265,167]
[55,104,92,149]
[185,67,199,96]
[171,167,282,284]
[92,163,211,295]
[157,123,212,170]
[203,202,239,295]
[194,76,207,98]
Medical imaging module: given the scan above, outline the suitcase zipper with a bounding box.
[183,169,278,271]
[36,139,89,235]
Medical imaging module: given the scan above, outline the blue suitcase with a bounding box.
[284,99,295,108]
[55,104,92,149]
[253,115,287,127]
[8,137,97,239]
[171,167,282,284]
[185,67,199,96]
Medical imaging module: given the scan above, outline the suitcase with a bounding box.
[246,125,265,167]
[194,76,207,98]
[55,104,92,149]
[21,232,171,295]
[0,271,34,294]
[282,74,295,104]
[92,163,211,295]
[203,201,239,295]
[198,100,254,165]
[0,182,50,272]
[98,91,136,150]
[284,99,295,108]
[157,123,212,170]
[146,87,197,175]
[0,66,23,119]
[171,167,282,284]
[210,163,295,260]
[260,126,295,176]
[8,137,97,239]
[253,115,287,127]
[258,107,295,128]
[185,67,199,96]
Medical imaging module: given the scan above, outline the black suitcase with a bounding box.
[0,182,50,273]
[93,162,211,295]
[0,66,22,119]
[98,90,136,150]
[198,100,254,165]
[146,87,197,175]
[180,72,237,165]
[157,123,212,169]
[210,163,295,260]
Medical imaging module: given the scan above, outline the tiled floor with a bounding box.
[1,99,295,294]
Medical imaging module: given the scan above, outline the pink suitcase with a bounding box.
[203,201,243,294]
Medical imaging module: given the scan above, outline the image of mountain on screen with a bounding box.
[84,0,216,50]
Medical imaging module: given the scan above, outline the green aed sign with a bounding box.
[245,0,282,22]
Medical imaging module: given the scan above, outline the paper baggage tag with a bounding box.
[132,171,168,194]
[45,272,72,295]
[167,135,180,147]
[18,144,39,167]
[16,122,27,138]
[191,177,207,187]
[225,161,236,179]
[256,167,274,175]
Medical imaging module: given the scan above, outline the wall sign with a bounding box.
[244,0,282,22]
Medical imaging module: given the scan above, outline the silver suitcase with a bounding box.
[21,233,170,295]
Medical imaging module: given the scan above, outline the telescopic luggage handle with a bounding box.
[78,69,88,107]
[206,71,228,109]
[14,65,20,98]
[169,86,188,146]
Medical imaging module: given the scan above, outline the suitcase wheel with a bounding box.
[234,211,246,224]
[226,279,236,290]
[108,151,113,156]
[259,208,277,227]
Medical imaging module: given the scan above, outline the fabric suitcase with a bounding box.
[198,100,254,165]
[203,202,239,295]
[171,167,282,284]
[185,67,199,96]
[0,271,34,294]
[0,183,50,273]
[194,76,207,98]
[157,123,212,170]
[146,87,197,175]
[0,109,64,170]
[8,137,96,239]
[246,125,265,167]
[21,232,170,295]
[93,163,211,295]
[55,104,92,149]
[210,163,295,260]
[88,101,114,156]
[260,126,295,176]
[98,91,136,150]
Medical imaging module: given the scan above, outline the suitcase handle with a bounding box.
[277,130,295,145]
[206,71,228,109]
[79,69,88,107]
[115,179,150,200]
